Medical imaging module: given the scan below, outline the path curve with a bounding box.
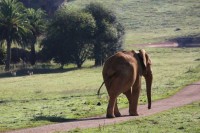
[133,41,200,48]
[6,81,200,133]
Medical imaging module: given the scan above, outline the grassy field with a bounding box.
[67,0,200,45]
[0,0,200,132]
[68,102,200,133]
[0,48,200,131]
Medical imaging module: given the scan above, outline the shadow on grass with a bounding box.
[32,114,136,124]
[0,100,8,104]
[33,116,77,123]
[32,115,108,123]
[0,67,78,78]
[169,35,200,47]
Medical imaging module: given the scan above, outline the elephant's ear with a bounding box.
[139,49,152,68]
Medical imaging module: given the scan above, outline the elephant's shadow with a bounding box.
[32,116,77,123]
[32,115,131,123]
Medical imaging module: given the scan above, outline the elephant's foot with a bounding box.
[115,112,122,117]
[129,112,139,116]
[106,114,115,118]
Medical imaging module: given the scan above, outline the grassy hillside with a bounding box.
[67,0,200,45]
[0,48,200,131]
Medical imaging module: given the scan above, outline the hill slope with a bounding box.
[20,0,200,45]
[67,0,200,45]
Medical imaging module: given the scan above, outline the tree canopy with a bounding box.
[26,8,46,65]
[42,6,96,68]
[0,0,32,71]
[0,1,125,70]
[85,2,125,66]
[41,3,125,68]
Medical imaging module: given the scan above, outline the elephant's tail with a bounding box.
[97,72,117,97]
[97,81,105,97]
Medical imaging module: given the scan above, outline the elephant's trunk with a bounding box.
[145,69,153,109]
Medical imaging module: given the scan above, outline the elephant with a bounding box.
[97,49,153,118]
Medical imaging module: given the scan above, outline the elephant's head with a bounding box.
[138,49,153,109]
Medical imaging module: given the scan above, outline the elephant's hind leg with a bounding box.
[107,96,117,118]
[105,72,131,118]
[106,77,122,118]
[114,99,121,117]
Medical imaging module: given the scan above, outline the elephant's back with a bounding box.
[103,51,137,79]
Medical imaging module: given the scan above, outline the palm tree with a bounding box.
[26,8,46,65]
[0,0,32,71]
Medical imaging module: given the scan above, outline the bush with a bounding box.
[11,48,30,63]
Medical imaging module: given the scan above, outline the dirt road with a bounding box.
[6,81,200,133]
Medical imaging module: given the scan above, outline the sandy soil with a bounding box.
[134,42,179,48]
[6,81,200,133]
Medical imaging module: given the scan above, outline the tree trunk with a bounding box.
[94,58,101,66]
[5,39,11,71]
[76,60,82,68]
[60,64,64,69]
[77,64,82,68]
[30,42,36,65]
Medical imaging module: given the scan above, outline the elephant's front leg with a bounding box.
[107,96,117,118]
[130,79,141,116]
[124,89,137,116]
[130,87,140,116]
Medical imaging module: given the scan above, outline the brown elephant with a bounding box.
[98,49,153,118]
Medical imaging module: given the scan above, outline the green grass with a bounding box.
[69,102,200,133]
[0,0,200,131]
[67,0,200,45]
[0,48,200,131]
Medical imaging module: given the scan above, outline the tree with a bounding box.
[42,6,96,68]
[0,0,32,71]
[0,45,6,65]
[20,0,65,16]
[26,8,46,65]
[85,2,125,66]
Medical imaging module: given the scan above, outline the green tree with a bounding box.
[85,2,125,66]
[42,6,96,68]
[0,0,32,71]
[26,8,46,65]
